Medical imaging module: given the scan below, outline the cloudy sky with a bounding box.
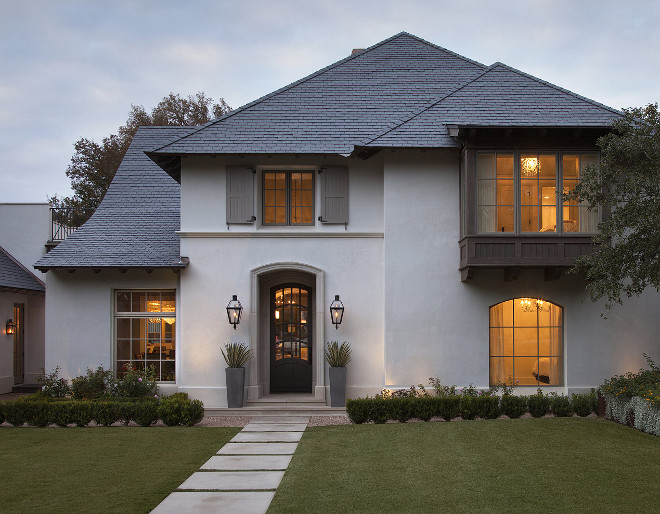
[1,0,658,203]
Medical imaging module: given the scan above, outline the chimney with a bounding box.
[351,48,365,56]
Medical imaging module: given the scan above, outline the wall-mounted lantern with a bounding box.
[330,295,344,329]
[226,295,243,330]
[6,319,15,335]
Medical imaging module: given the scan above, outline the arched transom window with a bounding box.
[489,298,563,386]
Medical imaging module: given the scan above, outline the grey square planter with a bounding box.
[329,366,347,407]
[225,367,245,408]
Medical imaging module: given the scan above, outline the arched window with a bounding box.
[489,298,563,386]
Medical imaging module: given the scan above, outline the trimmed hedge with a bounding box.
[346,392,599,424]
[0,394,203,428]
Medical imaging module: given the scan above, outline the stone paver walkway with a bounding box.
[151,416,309,514]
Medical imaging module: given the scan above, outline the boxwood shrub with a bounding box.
[501,395,528,419]
[571,392,597,417]
[528,392,551,418]
[0,394,203,428]
[551,394,572,417]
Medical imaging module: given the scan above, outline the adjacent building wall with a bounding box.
[0,203,50,280]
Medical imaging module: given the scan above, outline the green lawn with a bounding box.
[0,427,239,513]
[270,418,660,513]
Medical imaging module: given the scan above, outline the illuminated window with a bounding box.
[489,298,563,386]
[115,290,175,381]
[263,171,314,225]
[476,151,598,234]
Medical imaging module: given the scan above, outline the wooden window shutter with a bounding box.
[319,166,348,224]
[226,166,255,224]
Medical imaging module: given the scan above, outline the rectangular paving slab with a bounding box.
[249,416,310,424]
[243,423,307,432]
[231,431,303,443]
[218,442,298,455]
[178,471,285,491]
[151,491,274,514]
[201,455,292,471]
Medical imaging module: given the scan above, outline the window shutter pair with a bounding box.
[319,166,349,224]
[226,165,349,225]
[226,166,256,224]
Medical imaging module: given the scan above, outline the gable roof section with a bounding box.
[35,127,192,271]
[149,32,487,157]
[366,63,621,147]
[149,32,620,162]
[0,245,45,292]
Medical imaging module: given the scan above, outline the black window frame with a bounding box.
[262,170,315,226]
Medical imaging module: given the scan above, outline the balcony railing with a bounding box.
[50,208,94,242]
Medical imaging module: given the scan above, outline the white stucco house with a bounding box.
[35,33,659,408]
[1,203,49,393]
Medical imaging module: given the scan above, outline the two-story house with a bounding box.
[35,33,659,408]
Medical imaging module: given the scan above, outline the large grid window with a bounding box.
[263,171,314,225]
[476,151,598,234]
[489,298,563,386]
[477,152,514,233]
[115,290,175,381]
[562,154,599,232]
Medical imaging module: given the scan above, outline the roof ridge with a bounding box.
[152,32,487,154]
[490,61,622,116]
[0,245,45,287]
[362,64,496,146]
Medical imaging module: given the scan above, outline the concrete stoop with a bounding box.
[151,416,310,514]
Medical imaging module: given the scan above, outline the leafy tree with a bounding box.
[567,103,660,309]
[50,92,231,221]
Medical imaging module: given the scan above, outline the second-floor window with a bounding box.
[476,151,598,234]
[263,171,314,225]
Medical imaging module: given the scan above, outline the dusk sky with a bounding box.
[1,0,658,203]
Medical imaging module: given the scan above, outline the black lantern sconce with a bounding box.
[6,319,15,336]
[226,295,243,330]
[330,295,344,329]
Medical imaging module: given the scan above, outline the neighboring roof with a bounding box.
[35,127,192,271]
[150,31,620,164]
[0,246,45,292]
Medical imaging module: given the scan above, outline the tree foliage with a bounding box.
[50,92,231,217]
[567,103,660,309]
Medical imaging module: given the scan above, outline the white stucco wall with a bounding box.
[41,150,660,406]
[0,203,50,280]
[382,149,659,394]
[45,269,178,387]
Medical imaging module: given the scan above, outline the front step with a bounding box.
[12,384,41,393]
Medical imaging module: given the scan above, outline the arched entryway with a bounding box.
[248,263,326,401]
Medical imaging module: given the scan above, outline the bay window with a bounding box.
[476,151,598,234]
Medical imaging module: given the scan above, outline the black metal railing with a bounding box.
[50,208,94,241]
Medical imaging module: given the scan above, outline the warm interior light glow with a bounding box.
[521,157,539,176]
[275,311,280,320]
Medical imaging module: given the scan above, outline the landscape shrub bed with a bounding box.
[0,395,203,428]
[346,382,597,424]
[0,365,204,428]
[601,354,660,436]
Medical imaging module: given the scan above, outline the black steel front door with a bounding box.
[270,284,312,393]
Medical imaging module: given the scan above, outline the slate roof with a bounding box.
[0,246,45,292]
[150,32,620,161]
[35,127,191,271]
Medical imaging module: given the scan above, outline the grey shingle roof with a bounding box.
[0,246,45,292]
[35,127,191,271]
[150,32,619,160]
[150,32,487,157]
[366,63,621,147]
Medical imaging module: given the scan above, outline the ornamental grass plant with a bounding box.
[221,342,253,368]
[325,341,352,367]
